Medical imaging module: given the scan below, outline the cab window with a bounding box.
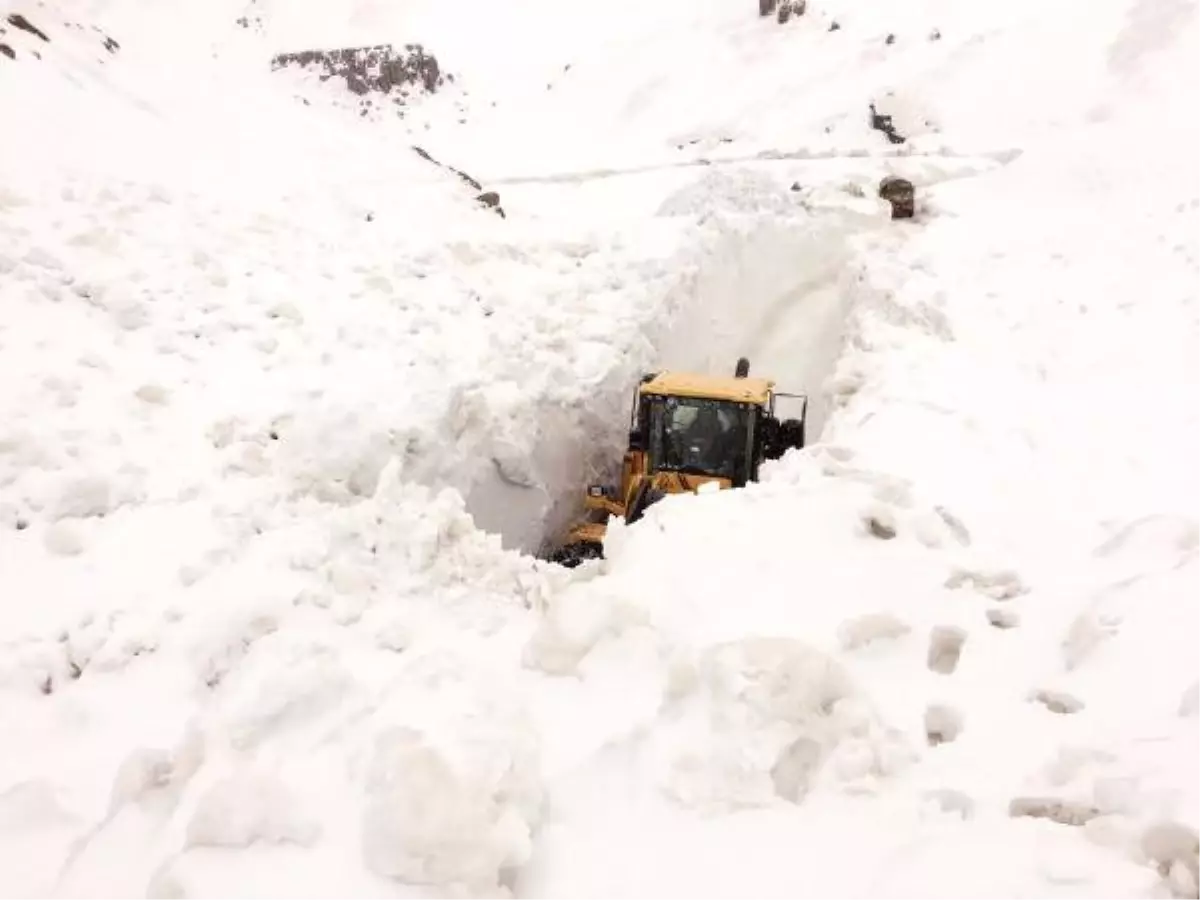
[647,396,754,484]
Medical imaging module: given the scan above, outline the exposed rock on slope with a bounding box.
[270,44,446,98]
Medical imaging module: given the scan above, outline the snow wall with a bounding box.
[461,190,887,556]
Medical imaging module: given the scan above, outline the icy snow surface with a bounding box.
[1,0,1197,896]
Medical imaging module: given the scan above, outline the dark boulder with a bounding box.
[475,191,506,219]
[879,176,915,219]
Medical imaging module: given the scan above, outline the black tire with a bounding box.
[548,541,604,568]
[779,417,806,451]
[627,483,666,524]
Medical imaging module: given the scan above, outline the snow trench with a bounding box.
[462,195,886,556]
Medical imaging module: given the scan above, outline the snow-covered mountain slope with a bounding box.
[1,0,1196,896]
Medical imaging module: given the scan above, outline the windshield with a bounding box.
[647,396,754,483]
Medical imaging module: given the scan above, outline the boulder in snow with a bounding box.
[878,175,915,219]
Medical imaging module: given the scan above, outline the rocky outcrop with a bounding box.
[411,147,506,220]
[869,102,907,145]
[0,13,119,62]
[270,43,446,97]
[6,14,50,43]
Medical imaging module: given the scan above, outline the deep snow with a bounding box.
[1,0,1197,896]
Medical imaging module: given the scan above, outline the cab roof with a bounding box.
[638,370,775,405]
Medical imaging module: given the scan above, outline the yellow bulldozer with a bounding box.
[547,357,808,566]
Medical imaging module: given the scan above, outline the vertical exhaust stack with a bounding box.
[735,357,750,378]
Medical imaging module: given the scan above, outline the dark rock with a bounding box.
[885,33,895,45]
[929,28,941,40]
[102,35,118,53]
[271,43,444,98]
[759,0,778,16]
[867,516,897,539]
[777,2,791,23]
[412,145,483,190]
[868,102,907,144]
[0,43,13,60]
[6,13,49,42]
[789,181,801,191]
[828,20,841,31]
[476,191,506,219]
[878,175,915,219]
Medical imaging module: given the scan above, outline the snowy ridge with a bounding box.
[2,0,1198,895]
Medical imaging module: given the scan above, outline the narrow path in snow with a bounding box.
[484,147,1021,186]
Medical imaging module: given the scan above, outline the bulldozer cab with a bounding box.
[641,394,757,486]
[547,358,807,566]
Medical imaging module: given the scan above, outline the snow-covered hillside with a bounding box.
[1,0,1196,896]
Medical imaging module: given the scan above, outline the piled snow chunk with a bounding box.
[359,705,543,893]
[362,728,527,891]
[186,770,321,849]
[656,167,809,217]
[651,637,914,811]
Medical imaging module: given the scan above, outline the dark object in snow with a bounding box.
[102,35,119,53]
[879,175,915,219]
[6,13,49,42]
[828,20,841,32]
[929,28,942,41]
[869,102,907,144]
[772,0,801,22]
[790,181,802,191]
[0,43,13,60]
[885,33,895,45]
[412,146,505,218]
[759,0,777,17]
[271,43,444,98]
[412,145,483,190]
[475,191,506,219]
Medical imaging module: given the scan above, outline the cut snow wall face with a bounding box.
[461,206,877,554]
[656,209,873,440]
